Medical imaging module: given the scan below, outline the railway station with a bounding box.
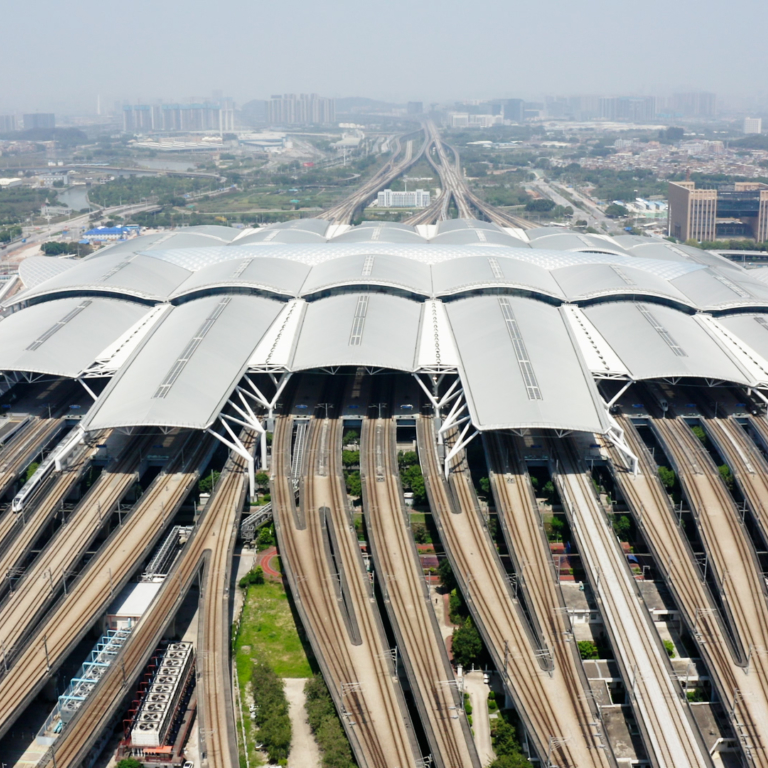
[1,217,768,767]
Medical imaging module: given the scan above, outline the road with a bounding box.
[362,417,480,768]
[552,438,708,768]
[608,414,768,767]
[0,432,213,740]
[418,417,610,768]
[272,415,420,768]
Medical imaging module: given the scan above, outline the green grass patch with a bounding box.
[235,580,313,678]
[234,580,314,766]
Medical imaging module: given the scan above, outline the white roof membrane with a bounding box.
[84,295,283,430]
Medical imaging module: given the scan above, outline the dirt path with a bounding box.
[284,678,321,768]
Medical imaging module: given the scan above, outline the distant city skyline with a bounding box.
[1,0,767,113]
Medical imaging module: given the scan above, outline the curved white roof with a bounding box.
[85,295,283,430]
[0,298,150,377]
[5,222,768,438]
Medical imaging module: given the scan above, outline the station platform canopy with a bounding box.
[3,222,768,439]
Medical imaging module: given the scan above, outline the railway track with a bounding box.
[319,129,428,225]
[608,414,768,766]
[652,415,768,761]
[552,437,708,768]
[197,431,254,768]
[33,430,249,768]
[272,416,420,768]
[484,433,607,741]
[417,417,610,768]
[0,433,150,657]
[0,432,213,740]
[362,417,480,768]
[0,418,65,547]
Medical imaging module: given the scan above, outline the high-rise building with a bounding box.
[744,117,763,135]
[598,97,656,122]
[266,94,335,125]
[23,113,55,130]
[670,92,717,118]
[490,99,524,122]
[668,181,768,242]
[377,189,430,208]
[407,102,423,115]
[123,101,234,133]
[0,115,15,133]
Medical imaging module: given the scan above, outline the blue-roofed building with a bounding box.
[83,226,134,243]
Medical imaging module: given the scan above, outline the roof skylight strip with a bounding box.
[348,295,369,346]
[754,317,768,333]
[153,298,231,399]
[712,272,751,299]
[26,300,93,351]
[362,255,375,276]
[611,266,637,286]
[498,298,542,400]
[101,255,137,282]
[488,258,503,279]
[636,303,687,357]
[232,258,252,278]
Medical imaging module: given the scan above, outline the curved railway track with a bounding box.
[33,431,249,768]
[0,433,212,741]
[608,414,768,766]
[484,433,608,748]
[417,417,610,768]
[652,416,768,760]
[0,433,149,659]
[0,418,65,547]
[362,417,480,768]
[272,416,419,768]
[552,437,708,768]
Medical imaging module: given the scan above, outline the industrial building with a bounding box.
[668,180,768,241]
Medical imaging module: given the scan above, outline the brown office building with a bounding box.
[668,181,768,242]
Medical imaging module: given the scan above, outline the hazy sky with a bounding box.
[4,0,767,112]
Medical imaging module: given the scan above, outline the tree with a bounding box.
[117,760,144,768]
[342,429,359,445]
[611,514,631,541]
[451,618,483,667]
[257,524,275,549]
[398,450,418,469]
[199,470,221,494]
[345,471,362,497]
[478,477,491,496]
[438,557,457,592]
[255,470,269,490]
[525,198,555,213]
[548,515,565,541]
[605,203,629,218]
[691,426,707,444]
[658,466,676,492]
[541,480,557,504]
[341,450,360,468]
[491,717,533,767]
[718,464,734,491]
[578,640,600,659]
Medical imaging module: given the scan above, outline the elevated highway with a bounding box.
[362,417,480,768]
